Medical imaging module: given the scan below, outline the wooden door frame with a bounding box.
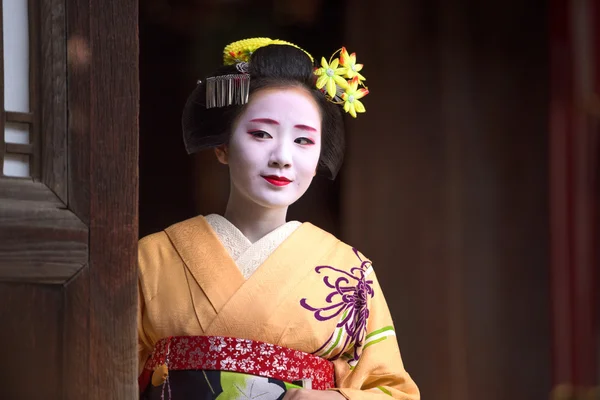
[0,1,138,398]
[65,1,139,397]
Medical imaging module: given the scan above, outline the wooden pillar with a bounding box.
[549,0,599,396]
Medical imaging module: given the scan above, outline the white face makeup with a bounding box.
[220,87,322,210]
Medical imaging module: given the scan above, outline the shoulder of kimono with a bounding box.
[138,215,209,255]
[138,230,177,265]
[138,230,169,249]
[303,223,354,250]
[305,226,377,274]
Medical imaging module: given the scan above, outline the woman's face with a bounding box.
[219,87,322,210]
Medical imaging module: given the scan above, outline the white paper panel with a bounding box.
[2,0,30,112]
[4,122,29,144]
[3,153,30,177]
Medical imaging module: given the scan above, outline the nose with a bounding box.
[268,140,292,169]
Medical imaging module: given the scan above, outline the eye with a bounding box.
[295,137,315,145]
[248,130,272,139]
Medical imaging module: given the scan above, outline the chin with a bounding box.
[255,198,298,209]
[250,192,302,209]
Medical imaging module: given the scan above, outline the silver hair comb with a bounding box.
[205,62,251,109]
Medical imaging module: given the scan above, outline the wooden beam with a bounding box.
[0,2,5,176]
[0,180,87,284]
[5,112,34,124]
[63,0,92,395]
[66,0,90,225]
[5,143,34,155]
[0,178,64,203]
[28,0,41,179]
[41,0,68,202]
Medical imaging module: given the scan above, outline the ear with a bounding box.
[214,145,229,165]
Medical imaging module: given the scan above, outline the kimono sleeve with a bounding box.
[138,279,153,375]
[332,271,420,400]
[137,234,161,376]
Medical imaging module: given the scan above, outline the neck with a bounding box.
[223,191,289,243]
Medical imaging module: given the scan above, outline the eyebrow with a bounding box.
[249,118,317,132]
[249,118,279,125]
[294,124,317,132]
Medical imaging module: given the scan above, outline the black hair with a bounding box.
[182,44,345,180]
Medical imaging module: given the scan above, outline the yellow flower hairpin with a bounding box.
[339,47,365,81]
[315,47,369,118]
[315,57,349,99]
[342,77,369,118]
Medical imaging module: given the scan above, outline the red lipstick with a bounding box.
[262,175,292,186]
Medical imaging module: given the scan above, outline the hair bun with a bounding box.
[249,45,315,86]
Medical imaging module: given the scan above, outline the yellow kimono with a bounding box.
[138,215,419,400]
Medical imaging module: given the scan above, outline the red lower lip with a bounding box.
[262,176,291,186]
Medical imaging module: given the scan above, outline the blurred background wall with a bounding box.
[139,0,599,398]
[342,1,551,399]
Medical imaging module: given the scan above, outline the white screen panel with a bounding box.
[2,0,30,112]
[3,153,30,177]
[4,122,29,144]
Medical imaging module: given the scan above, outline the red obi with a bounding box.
[139,336,335,392]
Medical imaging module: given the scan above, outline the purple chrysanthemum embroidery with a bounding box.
[300,248,374,362]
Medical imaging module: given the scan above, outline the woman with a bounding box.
[138,38,419,400]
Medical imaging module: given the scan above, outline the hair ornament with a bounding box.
[235,62,250,74]
[223,37,314,65]
[315,47,369,118]
[204,38,312,109]
[205,74,250,109]
[204,38,369,117]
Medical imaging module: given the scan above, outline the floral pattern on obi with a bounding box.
[144,336,335,390]
[300,248,375,366]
